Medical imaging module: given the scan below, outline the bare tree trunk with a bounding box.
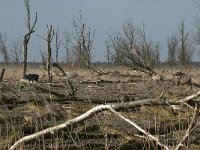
[0,68,5,81]
[22,0,37,78]
[0,33,9,65]
[167,34,178,66]
[55,28,60,64]
[47,44,51,82]
[46,25,54,83]
[177,20,193,65]
[22,42,28,78]
[62,30,71,66]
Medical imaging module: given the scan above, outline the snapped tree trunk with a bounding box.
[46,25,54,83]
[0,68,5,81]
[22,42,28,78]
[47,42,51,82]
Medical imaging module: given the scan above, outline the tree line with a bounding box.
[0,0,199,76]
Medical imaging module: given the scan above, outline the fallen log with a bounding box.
[9,90,200,150]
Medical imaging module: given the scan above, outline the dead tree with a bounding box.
[40,48,47,70]
[10,38,22,64]
[62,30,71,65]
[0,68,5,81]
[137,24,158,72]
[105,40,111,63]
[22,0,37,78]
[38,25,54,82]
[106,20,157,76]
[55,28,60,64]
[46,25,54,82]
[65,14,105,75]
[167,34,178,66]
[71,13,95,68]
[0,33,9,64]
[177,20,193,65]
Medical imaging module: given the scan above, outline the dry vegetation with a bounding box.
[1,64,200,150]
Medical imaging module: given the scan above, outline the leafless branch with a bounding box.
[9,90,200,150]
[109,107,170,150]
[174,106,198,150]
[22,0,37,78]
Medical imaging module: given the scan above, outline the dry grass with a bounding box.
[1,64,200,149]
[0,64,144,81]
[1,64,45,80]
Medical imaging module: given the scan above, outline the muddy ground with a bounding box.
[1,66,200,150]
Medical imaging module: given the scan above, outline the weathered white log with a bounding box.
[9,90,200,150]
[9,104,170,150]
[9,105,111,150]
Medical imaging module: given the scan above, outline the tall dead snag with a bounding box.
[167,34,178,66]
[46,25,54,83]
[0,68,5,81]
[62,30,71,65]
[177,20,193,65]
[22,0,37,78]
[105,41,111,63]
[55,28,60,64]
[0,33,9,65]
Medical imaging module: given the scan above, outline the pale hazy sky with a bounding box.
[0,0,199,62]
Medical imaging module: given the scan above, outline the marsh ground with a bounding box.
[1,64,200,150]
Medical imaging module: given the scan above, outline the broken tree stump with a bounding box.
[0,68,5,81]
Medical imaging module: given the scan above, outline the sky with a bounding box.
[0,0,199,62]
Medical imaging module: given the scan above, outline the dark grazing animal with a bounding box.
[24,74,39,83]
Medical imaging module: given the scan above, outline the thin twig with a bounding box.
[9,90,200,150]
[174,106,198,150]
[108,107,170,150]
